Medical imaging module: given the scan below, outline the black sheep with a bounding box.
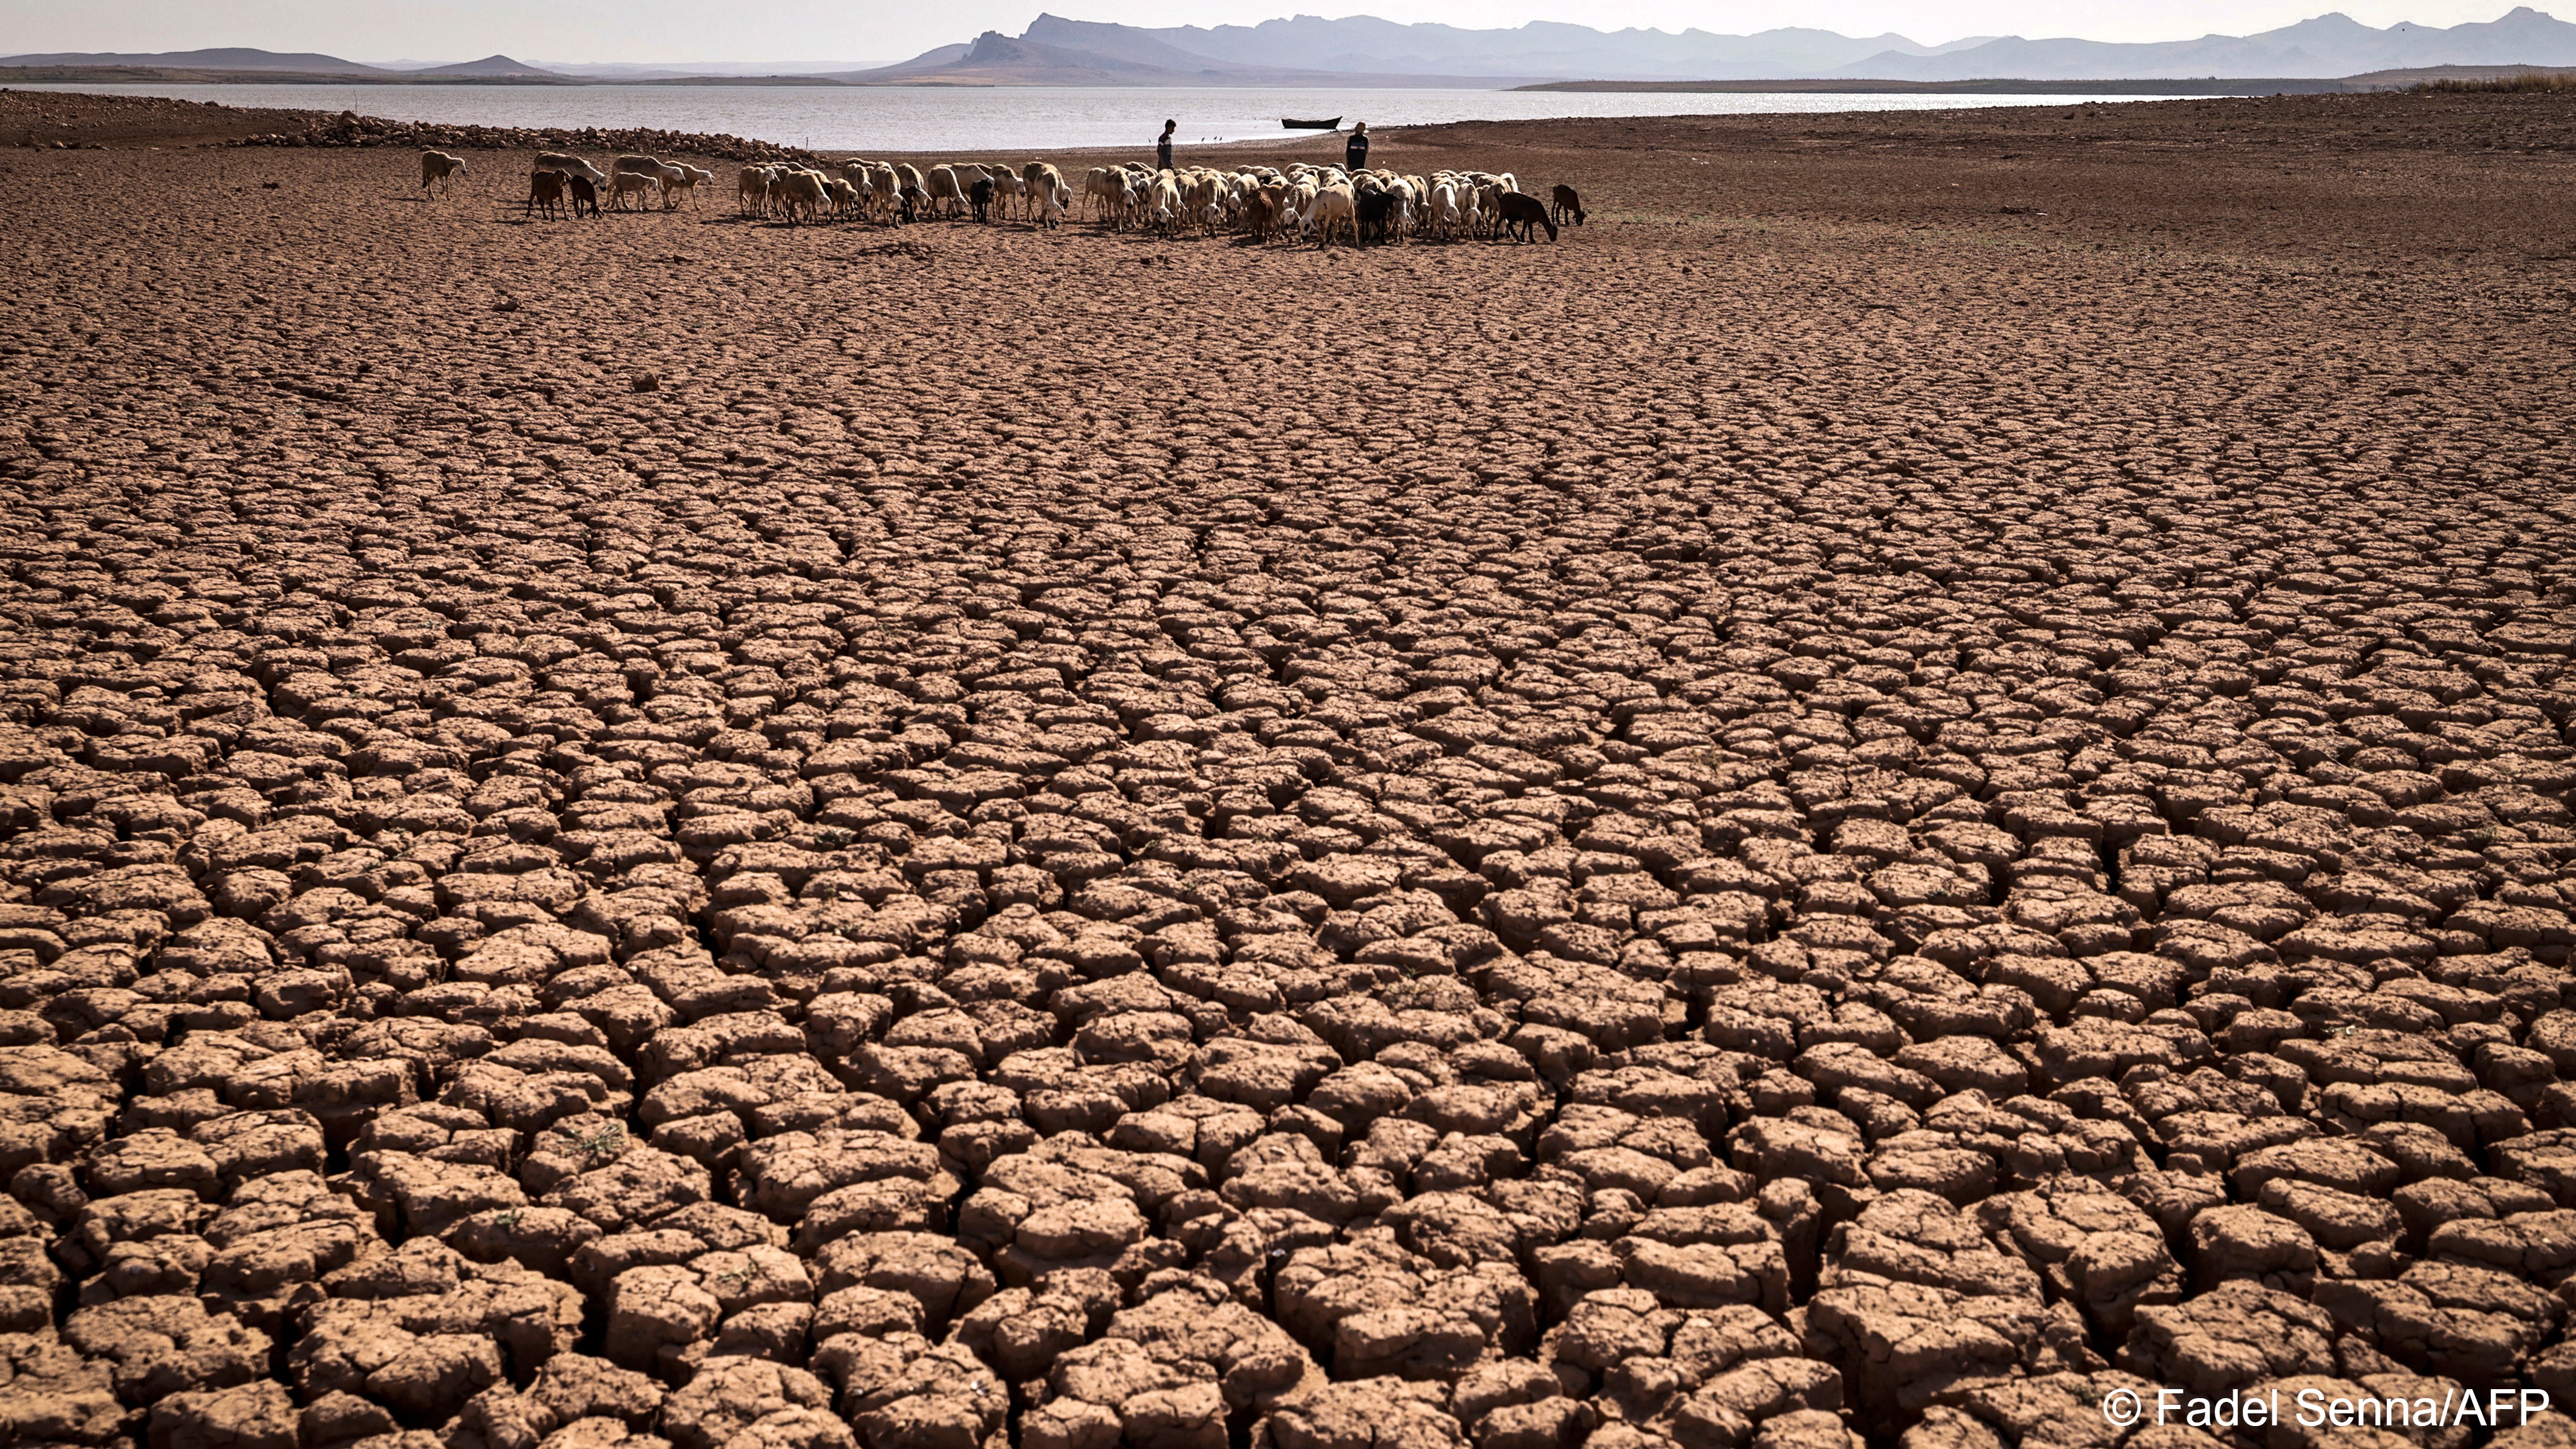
[1357,187,1399,244]
[1495,190,1557,243]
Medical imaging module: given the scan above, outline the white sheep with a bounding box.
[419,150,466,193]
[608,168,662,212]
[773,168,826,224]
[924,164,967,219]
[1022,162,1064,221]
[536,151,605,187]
[1307,182,1357,247]
[654,164,698,210]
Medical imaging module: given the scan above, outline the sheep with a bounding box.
[831,161,882,220]
[1429,178,1466,240]
[925,165,965,219]
[1244,184,1290,243]
[1022,162,1064,222]
[1306,183,1357,247]
[737,166,770,217]
[826,177,859,218]
[525,168,565,220]
[1034,182,1067,230]
[608,168,662,213]
[1085,166,1138,226]
[984,168,1028,220]
[536,152,607,188]
[889,164,926,220]
[1282,178,1320,239]
[613,154,663,178]
[1175,172,1219,236]
[419,150,466,193]
[773,168,826,224]
[1356,186,1398,246]
[654,164,698,211]
[1494,190,1557,243]
[1145,174,1185,239]
[566,174,599,218]
[969,177,995,224]
[1550,184,1586,227]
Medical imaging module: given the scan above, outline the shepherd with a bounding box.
[1345,120,1369,174]
[1158,119,1176,172]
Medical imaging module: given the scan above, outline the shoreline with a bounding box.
[5,82,2271,161]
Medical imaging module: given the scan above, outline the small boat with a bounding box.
[1280,116,1342,131]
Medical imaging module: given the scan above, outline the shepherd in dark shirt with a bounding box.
[1345,120,1369,174]
[1158,119,1176,172]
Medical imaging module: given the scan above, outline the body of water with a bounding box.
[21,81,2193,153]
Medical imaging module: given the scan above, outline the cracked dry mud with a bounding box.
[2,90,2575,1449]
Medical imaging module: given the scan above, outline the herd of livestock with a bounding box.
[420,146,1588,245]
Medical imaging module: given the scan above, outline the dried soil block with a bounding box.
[5,95,2576,1449]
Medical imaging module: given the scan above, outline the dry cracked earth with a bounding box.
[1,89,2575,1449]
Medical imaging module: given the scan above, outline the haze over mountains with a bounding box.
[0,48,565,78]
[9,7,2576,84]
[852,7,2576,82]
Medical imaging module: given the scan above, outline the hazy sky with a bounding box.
[0,0,2531,68]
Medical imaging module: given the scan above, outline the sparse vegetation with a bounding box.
[2415,71,2576,93]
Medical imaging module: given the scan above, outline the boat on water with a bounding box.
[1280,116,1342,131]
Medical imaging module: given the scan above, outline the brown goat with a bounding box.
[1551,184,1586,227]
[526,169,566,221]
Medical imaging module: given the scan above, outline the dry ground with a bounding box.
[1,90,2574,1449]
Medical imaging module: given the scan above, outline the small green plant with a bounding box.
[816,826,855,848]
[576,1123,628,1161]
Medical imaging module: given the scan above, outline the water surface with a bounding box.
[19,81,2196,153]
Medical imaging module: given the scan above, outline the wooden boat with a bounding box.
[1280,116,1342,131]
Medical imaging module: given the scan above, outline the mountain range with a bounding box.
[0,47,563,78]
[844,7,2576,83]
[9,8,2576,85]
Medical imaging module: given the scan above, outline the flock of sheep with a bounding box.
[739,156,1586,244]
[433,145,1585,246]
[506,152,717,218]
[421,150,719,217]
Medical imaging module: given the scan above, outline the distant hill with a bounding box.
[842,13,1972,82]
[0,47,574,83]
[404,54,562,78]
[1831,7,2576,80]
[857,6,2576,82]
[826,23,1514,86]
[0,46,387,74]
[2347,60,2576,81]
[1036,14,1962,79]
